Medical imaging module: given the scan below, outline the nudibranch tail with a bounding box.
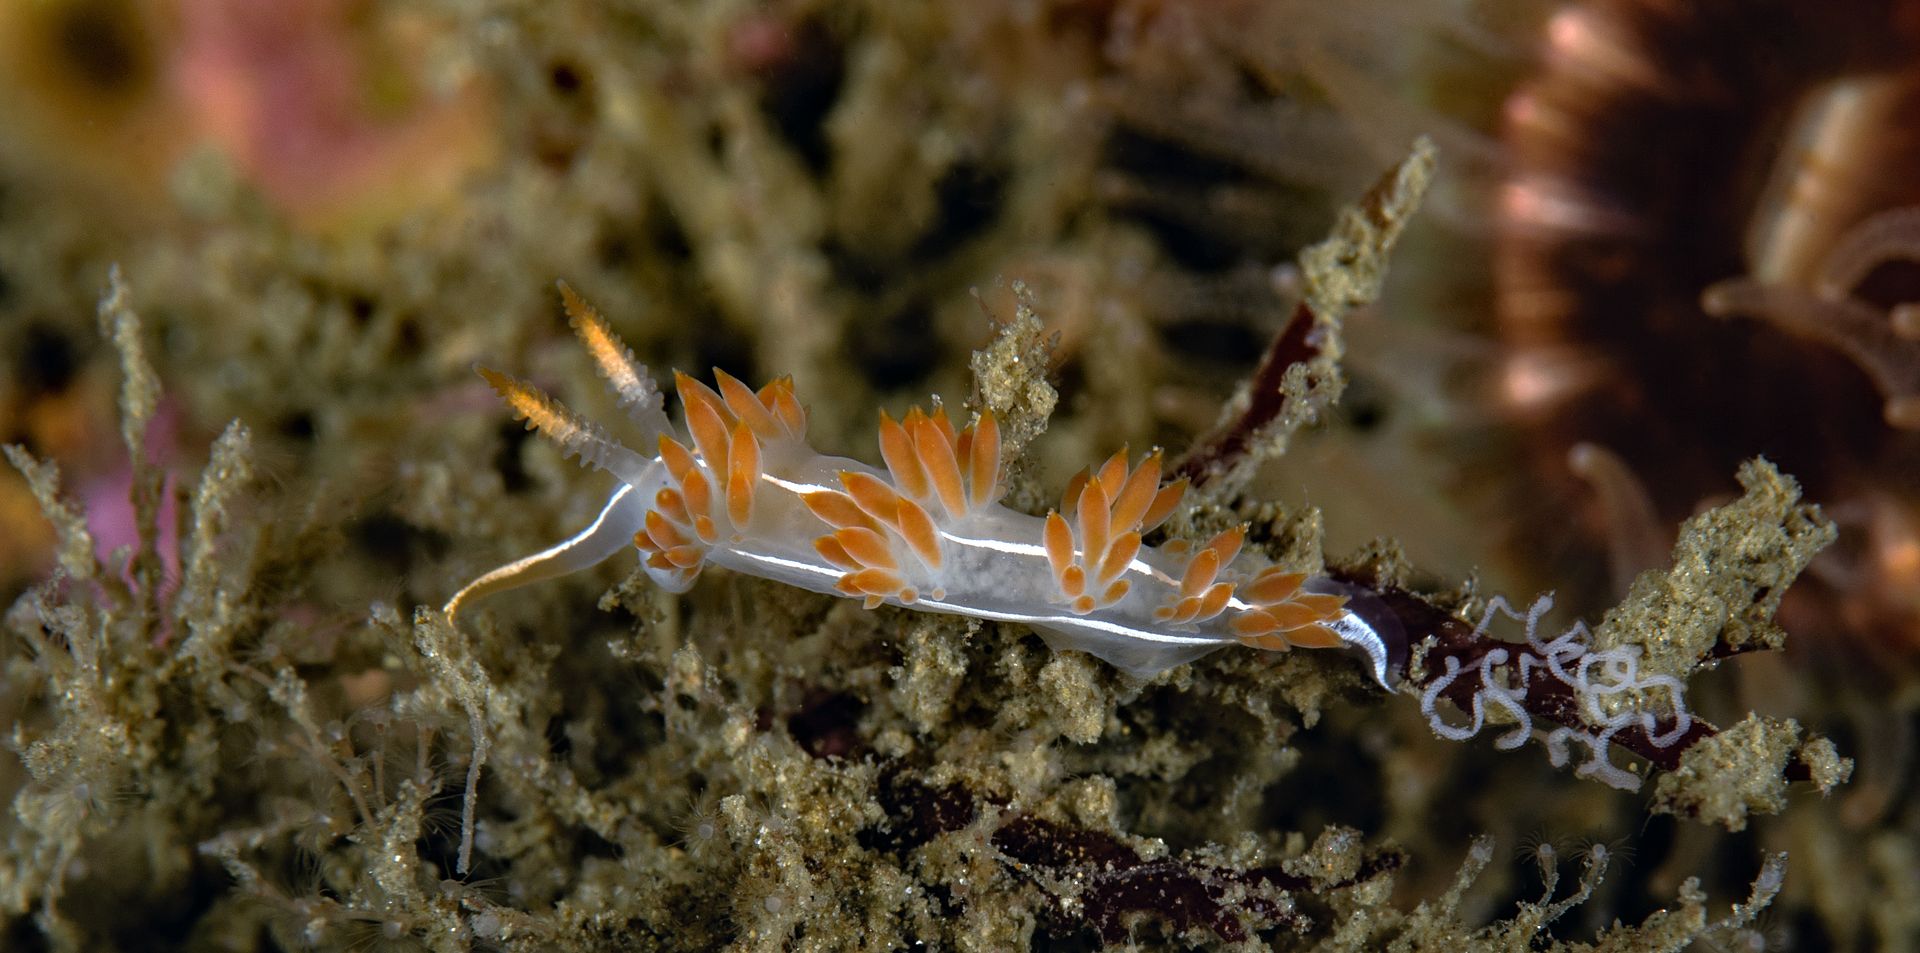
[446,288,1403,688]
[443,483,648,620]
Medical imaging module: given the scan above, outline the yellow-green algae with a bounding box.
[1,250,1845,951]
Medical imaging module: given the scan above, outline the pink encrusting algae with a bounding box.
[171,0,496,229]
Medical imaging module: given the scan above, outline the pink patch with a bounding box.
[80,403,184,642]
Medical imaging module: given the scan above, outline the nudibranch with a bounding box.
[446,286,1400,685]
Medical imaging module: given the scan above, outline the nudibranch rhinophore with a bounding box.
[446,285,1401,686]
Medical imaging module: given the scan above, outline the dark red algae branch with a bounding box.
[1332,568,1719,773]
[1168,299,1321,492]
[988,816,1398,944]
[855,771,1401,945]
[1170,136,1434,504]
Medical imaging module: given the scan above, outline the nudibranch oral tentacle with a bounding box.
[445,289,1397,686]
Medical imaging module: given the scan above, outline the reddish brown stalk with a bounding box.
[1167,300,1321,490]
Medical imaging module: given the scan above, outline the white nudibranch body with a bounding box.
[446,287,1389,684]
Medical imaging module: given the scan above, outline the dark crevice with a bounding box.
[754,19,846,175]
[1156,318,1265,368]
[910,159,1007,263]
[494,421,533,494]
[549,61,584,96]
[349,513,452,578]
[52,0,149,94]
[16,322,78,396]
[852,299,940,390]
[277,411,316,442]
